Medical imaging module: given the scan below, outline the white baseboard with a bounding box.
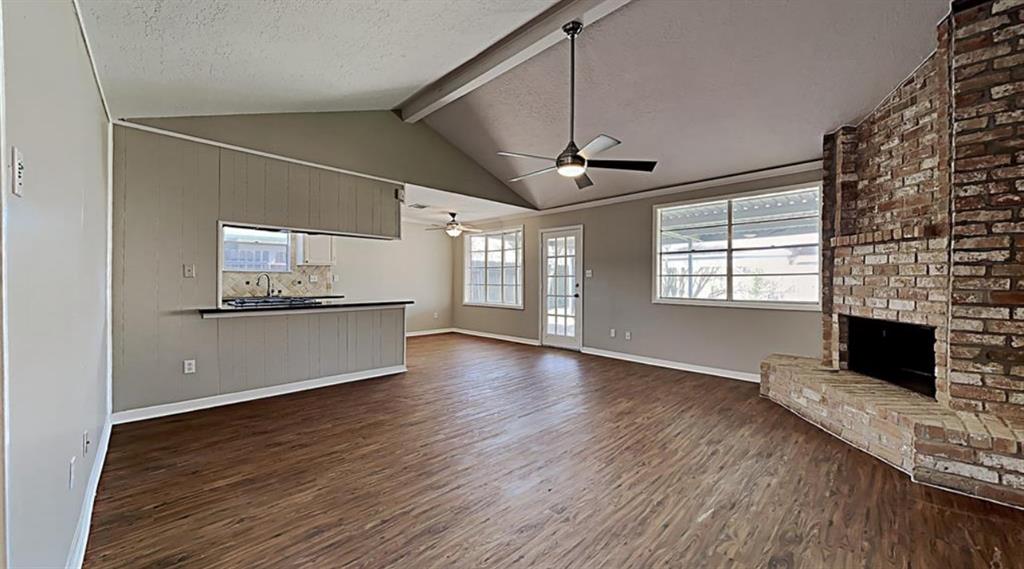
[112,365,407,425]
[406,327,455,337]
[580,347,760,383]
[66,418,111,569]
[451,328,541,346]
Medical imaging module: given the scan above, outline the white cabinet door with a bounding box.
[299,234,333,265]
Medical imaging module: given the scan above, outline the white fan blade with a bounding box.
[579,134,621,159]
[509,166,556,182]
[498,151,552,161]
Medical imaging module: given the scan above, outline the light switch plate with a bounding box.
[11,146,24,197]
[625,331,632,341]
[609,328,616,338]
[183,263,196,278]
[309,275,319,283]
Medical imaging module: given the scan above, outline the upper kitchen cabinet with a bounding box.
[219,148,401,239]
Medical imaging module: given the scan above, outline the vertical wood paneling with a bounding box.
[355,311,376,370]
[286,315,311,382]
[112,127,129,399]
[119,129,161,409]
[287,164,310,229]
[307,168,322,229]
[219,149,246,222]
[339,172,358,233]
[318,314,340,377]
[265,160,289,228]
[356,178,375,236]
[380,309,403,366]
[336,313,350,373]
[243,318,267,390]
[217,318,246,394]
[307,315,322,381]
[346,313,359,373]
[319,170,341,232]
[263,318,288,389]
[244,155,267,224]
[114,127,406,412]
[379,186,399,238]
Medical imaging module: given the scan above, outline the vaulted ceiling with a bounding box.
[424,0,951,208]
[78,0,557,118]
[79,0,951,210]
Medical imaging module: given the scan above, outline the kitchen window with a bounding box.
[653,186,821,309]
[464,227,523,309]
[222,225,291,273]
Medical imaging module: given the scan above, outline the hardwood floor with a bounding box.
[85,333,1024,568]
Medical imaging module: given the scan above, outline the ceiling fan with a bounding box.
[426,212,483,238]
[498,21,657,190]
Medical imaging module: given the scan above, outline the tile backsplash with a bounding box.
[222,240,333,299]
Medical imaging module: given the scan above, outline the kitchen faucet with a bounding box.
[255,273,273,297]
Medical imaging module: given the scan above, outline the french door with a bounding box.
[540,227,583,350]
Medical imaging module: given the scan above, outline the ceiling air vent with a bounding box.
[406,203,429,209]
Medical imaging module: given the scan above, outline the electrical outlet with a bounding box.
[183,359,196,374]
[309,275,319,283]
[585,269,593,278]
[69,456,76,490]
[82,430,91,456]
[11,146,24,197]
[183,263,196,278]
[609,328,616,338]
[433,312,439,319]
[625,331,632,341]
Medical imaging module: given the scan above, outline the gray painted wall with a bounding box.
[332,221,453,332]
[451,172,823,376]
[4,1,109,565]
[132,112,536,209]
[113,127,405,412]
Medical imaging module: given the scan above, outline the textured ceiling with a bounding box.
[78,0,557,118]
[402,184,533,225]
[425,0,951,209]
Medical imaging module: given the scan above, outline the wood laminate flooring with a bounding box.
[85,333,1024,568]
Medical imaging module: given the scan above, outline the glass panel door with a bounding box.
[541,228,583,350]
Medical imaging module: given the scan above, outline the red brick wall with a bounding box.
[820,23,954,401]
[949,0,1024,417]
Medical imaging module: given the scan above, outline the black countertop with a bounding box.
[199,298,414,318]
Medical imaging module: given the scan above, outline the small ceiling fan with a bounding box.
[426,212,483,238]
[498,21,657,190]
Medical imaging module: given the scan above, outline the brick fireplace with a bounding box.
[762,0,1024,509]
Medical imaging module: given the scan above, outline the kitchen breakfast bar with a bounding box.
[112,300,413,423]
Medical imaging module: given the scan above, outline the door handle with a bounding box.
[574,293,580,298]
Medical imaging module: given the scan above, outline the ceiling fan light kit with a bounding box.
[497,21,657,190]
[427,212,483,238]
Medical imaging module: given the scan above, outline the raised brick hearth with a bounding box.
[762,356,1024,506]
[763,0,1024,509]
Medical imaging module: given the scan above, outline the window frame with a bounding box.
[463,226,525,310]
[651,183,823,312]
[221,224,292,274]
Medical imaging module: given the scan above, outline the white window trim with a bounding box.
[651,183,823,312]
[222,225,292,274]
[463,225,525,310]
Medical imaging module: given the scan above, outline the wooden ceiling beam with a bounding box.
[397,0,632,123]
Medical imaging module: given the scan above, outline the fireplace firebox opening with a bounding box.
[844,316,936,399]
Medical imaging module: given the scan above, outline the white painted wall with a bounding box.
[3,1,109,566]
[332,221,453,331]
